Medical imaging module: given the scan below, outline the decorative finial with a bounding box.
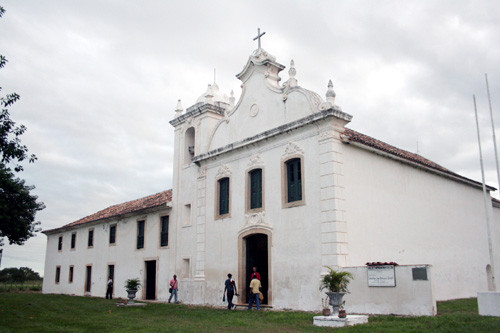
[229,90,235,106]
[326,79,336,104]
[175,99,183,117]
[253,28,266,49]
[288,60,298,87]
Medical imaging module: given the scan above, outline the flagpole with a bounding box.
[473,94,497,290]
[485,74,500,194]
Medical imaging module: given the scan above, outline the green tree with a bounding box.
[0,6,45,246]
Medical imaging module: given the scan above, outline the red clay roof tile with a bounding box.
[44,189,172,233]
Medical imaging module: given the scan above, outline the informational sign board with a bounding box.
[367,265,396,287]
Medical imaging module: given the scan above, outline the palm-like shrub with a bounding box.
[125,278,141,290]
[319,267,353,293]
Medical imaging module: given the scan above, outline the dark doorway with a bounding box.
[145,260,156,300]
[108,265,115,296]
[245,234,268,304]
[85,265,92,293]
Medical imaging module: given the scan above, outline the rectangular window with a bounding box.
[218,177,230,216]
[58,236,63,251]
[160,216,169,247]
[88,229,94,247]
[109,225,116,245]
[137,220,145,249]
[71,232,76,249]
[249,169,263,210]
[286,158,302,203]
[55,266,61,284]
[69,266,74,283]
[85,265,92,293]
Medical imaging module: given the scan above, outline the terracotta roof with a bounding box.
[342,128,493,190]
[44,189,172,234]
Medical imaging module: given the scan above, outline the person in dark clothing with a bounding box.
[224,273,238,310]
[106,276,113,299]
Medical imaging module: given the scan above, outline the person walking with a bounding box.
[224,273,238,310]
[247,275,261,310]
[105,276,113,299]
[168,274,178,304]
[250,266,261,280]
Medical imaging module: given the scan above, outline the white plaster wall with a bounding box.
[343,144,498,300]
[42,208,174,300]
[342,265,436,316]
[200,124,328,310]
[208,68,317,151]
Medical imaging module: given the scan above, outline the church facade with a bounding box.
[43,46,500,312]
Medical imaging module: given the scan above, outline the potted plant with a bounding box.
[338,301,346,318]
[125,278,141,304]
[319,267,353,317]
[321,298,331,316]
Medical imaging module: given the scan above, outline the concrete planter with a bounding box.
[127,289,138,304]
[326,292,346,316]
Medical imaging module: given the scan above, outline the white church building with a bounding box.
[43,43,500,314]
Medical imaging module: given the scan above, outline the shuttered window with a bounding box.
[71,233,76,249]
[58,236,63,251]
[286,158,302,203]
[88,229,94,247]
[109,225,116,245]
[249,169,262,209]
[137,220,145,249]
[218,177,230,216]
[160,216,169,247]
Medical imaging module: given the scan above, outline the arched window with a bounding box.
[184,127,195,164]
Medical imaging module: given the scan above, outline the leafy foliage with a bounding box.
[319,266,353,293]
[0,266,41,283]
[0,6,44,245]
[124,278,141,290]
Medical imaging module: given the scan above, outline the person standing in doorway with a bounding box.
[248,275,261,310]
[106,276,113,299]
[224,273,238,310]
[250,266,261,280]
[168,274,178,304]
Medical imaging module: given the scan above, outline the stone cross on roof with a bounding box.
[253,28,266,49]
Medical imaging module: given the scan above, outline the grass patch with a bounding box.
[0,293,499,332]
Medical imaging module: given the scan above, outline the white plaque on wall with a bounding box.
[367,265,396,287]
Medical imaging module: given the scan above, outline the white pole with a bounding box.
[485,74,500,194]
[473,94,497,290]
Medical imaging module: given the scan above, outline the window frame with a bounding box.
[70,232,76,250]
[87,228,94,248]
[58,236,63,252]
[160,215,169,248]
[136,220,145,250]
[215,176,231,219]
[69,265,74,283]
[109,224,117,246]
[246,167,264,213]
[282,155,305,208]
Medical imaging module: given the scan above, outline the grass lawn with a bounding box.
[0,293,499,332]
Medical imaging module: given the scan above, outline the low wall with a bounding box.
[478,292,500,316]
[342,265,436,316]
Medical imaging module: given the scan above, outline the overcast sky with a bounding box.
[1,0,499,275]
